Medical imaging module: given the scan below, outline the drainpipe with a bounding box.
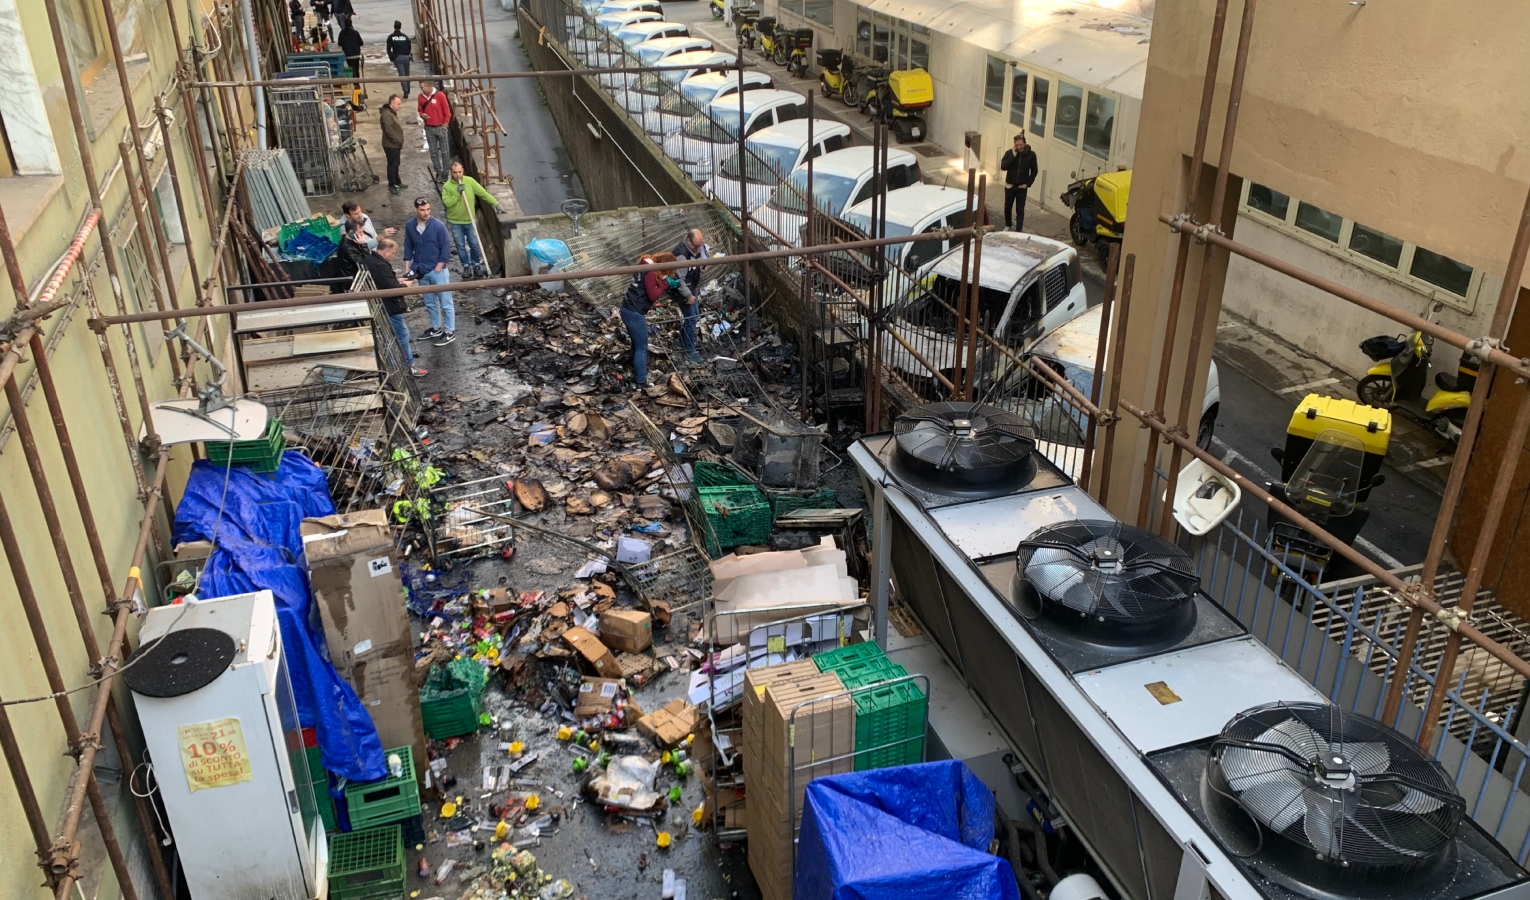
[241,0,267,146]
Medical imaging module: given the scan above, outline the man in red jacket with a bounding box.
[418,82,452,180]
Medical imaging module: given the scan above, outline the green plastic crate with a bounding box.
[205,418,285,473]
[813,642,889,672]
[343,747,420,831]
[834,659,907,690]
[767,488,839,519]
[328,824,406,900]
[852,679,927,771]
[699,484,773,551]
[693,459,753,488]
[302,746,338,832]
[420,659,487,739]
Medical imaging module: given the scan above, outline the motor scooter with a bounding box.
[1356,303,1474,442]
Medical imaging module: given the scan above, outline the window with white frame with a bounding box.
[854,10,929,70]
[1241,181,1482,310]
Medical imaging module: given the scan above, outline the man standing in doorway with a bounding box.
[380,95,406,194]
[441,162,499,279]
[418,82,453,180]
[363,238,427,377]
[338,20,364,78]
[386,21,413,97]
[402,197,456,346]
[1000,134,1038,232]
[671,228,708,364]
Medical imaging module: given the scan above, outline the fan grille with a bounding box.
[892,401,1037,493]
[1212,702,1465,866]
[1016,520,1198,623]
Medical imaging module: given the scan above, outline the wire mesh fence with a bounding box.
[269,85,337,196]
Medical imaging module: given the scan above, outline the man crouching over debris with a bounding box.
[619,251,691,388]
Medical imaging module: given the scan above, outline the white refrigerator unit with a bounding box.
[127,590,327,900]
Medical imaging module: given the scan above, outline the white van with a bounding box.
[620,50,736,116]
[1028,305,1221,450]
[839,183,971,273]
[704,120,853,215]
[593,20,689,68]
[663,89,808,183]
[882,233,1089,381]
[642,70,773,143]
[603,36,712,90]
[572,10,659,60]
[749,145,921,248]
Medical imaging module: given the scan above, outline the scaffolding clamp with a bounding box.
[1468,336,1504,356]
[44,838,81,887]
[1435,605,1471,632]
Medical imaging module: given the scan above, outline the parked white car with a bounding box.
[593,20,689,69]
[834,183,972,275]
[705,119,852,216]
[571,10,658,61]
[620,50,736,116]
[749,145,920,248]
[663,89,807,183]
[602,36,713,90]
[641,70,773,143]
[882,233,1089,381]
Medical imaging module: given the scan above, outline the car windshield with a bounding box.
[637,45,675,65]
[618,28,661,47]
[843,209,913,239]
[659,91,699,115]
[683,106,741,142]
[721,141,799,182]
[769,170,858,216]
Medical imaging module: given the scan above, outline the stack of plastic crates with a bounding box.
[699,483,773,552]
[204,418,285,473]
[420,659,487,739]
[814,643,926,770]
[693,460,838,521]
[328,823,405,900]
[343,746,421,833]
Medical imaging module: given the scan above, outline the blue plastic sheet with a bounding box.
[793,760,1020,900]
[526,238,574,271]
[172,451,387,783]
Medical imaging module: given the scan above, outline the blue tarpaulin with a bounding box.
[793,760,1021,900]
[172,451,387,783]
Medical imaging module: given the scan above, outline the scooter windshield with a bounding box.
[1287,429,1366,519]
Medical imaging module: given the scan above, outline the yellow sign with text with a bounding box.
[177,718,253,792]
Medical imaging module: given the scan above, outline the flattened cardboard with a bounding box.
[575,677,624,716]
[562,626,620,678]
[599,608,653,653]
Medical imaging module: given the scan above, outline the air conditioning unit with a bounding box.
[850,401,1530,900]
[126,591,327,900]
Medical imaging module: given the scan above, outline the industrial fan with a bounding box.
[1013,520,1199,644]
[1208,701,1466,891]
[890,401,1038,498]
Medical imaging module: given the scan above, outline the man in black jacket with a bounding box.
[363,238,427,377]
[333,0,353,28]
[289,0,304,42]
[386,22,413,97]
[338,23,364,79]
[999,134,1039,232]
[671,228,708,364]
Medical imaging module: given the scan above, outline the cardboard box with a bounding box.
[562,626,620,678]
[637,698,699,747]
[575,677,624,717]
[301,511,425,769]
[599,608,653,654]
[759,673,854,812]
[742,661,820,761]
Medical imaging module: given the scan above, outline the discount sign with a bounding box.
[177,718,253,792]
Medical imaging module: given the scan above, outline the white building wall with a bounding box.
[1224,213,1500,381]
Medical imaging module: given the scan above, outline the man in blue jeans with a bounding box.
[401,197,456,345]
[671,228,709,365]
[361,238,427,377]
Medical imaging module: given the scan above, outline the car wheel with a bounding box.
[1068,211,1085,246]
[1357,374,1394,408]
[1197,405,1217,452]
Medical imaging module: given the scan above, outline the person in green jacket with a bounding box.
[440,162,499,279]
